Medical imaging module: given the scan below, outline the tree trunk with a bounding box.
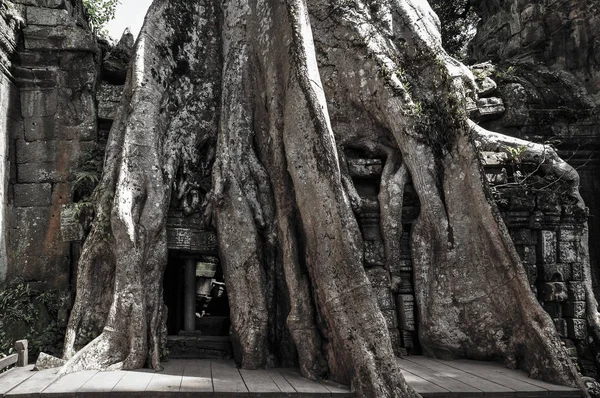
[60,0,589,396]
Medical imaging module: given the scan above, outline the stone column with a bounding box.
[183,258,196,332]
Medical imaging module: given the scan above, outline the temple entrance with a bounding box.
[163,252,230,336]
[163,213,232,359]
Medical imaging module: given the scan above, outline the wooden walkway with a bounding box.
[0,358,583,397]
[398,356,583,397]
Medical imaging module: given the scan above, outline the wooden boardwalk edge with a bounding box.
[0,358,585,397]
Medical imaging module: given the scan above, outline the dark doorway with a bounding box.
[163,251,230,336]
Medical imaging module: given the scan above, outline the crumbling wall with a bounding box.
[470,0,600,303]
[348,152,596,376]
[2,0,99,289]
[0,2,23,284]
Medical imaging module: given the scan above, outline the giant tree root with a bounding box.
[60,0,590,396]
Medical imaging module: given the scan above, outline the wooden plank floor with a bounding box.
[0,358,583,397]
[398,357,583,397]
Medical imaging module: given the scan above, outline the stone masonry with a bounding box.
[0,0,598,381]
[470,0,600,303]
[4,0,99,289]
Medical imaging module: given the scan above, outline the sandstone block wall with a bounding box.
[470,0,600,302]
[4,0,98,289]
[0,2,24,285]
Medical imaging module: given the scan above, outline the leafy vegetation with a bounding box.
[82,0,120,32]
[429,0,479,60]
[0,280,67,359]
[72,145,104,234]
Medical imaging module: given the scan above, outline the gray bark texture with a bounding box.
[60,0,590,397]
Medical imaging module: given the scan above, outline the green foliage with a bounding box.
[73,145,103,200]
[494,65,517,80]
[0,280,67,359]
[502,144,527,164]
[429,0,479,60]
[71,145,104,233]
[82,0,120,32]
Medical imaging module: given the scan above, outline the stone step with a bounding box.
[194,315,230,336]
[167,335,232,360]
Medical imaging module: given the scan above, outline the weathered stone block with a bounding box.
[19,51,60,67]
[98,83,123,120]
[568,281,586,301]
[56,87,95,119]
[11,118,24,141]
[400,330,415,349]
[364,240,385,266]
[365,266,390,288]
[24,115,54,141]
[58,69,96,90]
[541,282,568,302]
[558,227,581,242]
[359,213,381,241]
[20,88,57,117]
[475,76,498,97]
[528,210,543,230]
[476,97,506,120]
[8,207,70,288]
[16,0,68,8]
[60,204,82,242]
[571,263,584,281]
[505,211,531,228]
[14,183,51,207]
[509,195,536,212]
[166,227,217,254]
[395,294,415,331]
[564,301,586,319]
[398,272,413,294]
[381,309,397,329]
[566,318,587,340]
[523,262,537,285]
[510,228,537,245]
[516,244,537,264]
[553,318,567,337]
[26,6,74,26]
[16,140,54,163]
[374,287,394,310]
[347,158,383,178]
[542,301,562,318]
[33,352,65,370]
[538,230,557,264]
[558,241,579,263]
[23,25,96,52]
[59,52,97,72]
[17,162,67,183]
[540,263,565,282]
[16,140,84,164]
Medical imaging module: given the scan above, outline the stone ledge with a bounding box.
[26,6,74,26]
[23,25,96,52]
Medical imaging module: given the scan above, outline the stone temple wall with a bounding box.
[349,153,597,376]
[0,2,23,284]
[470,0,600,302]
[3,0,99,289]
[484,153,595,377]
[470,0,600,95]
[0,0,598,379]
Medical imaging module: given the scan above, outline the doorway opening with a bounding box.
[163,250,232,359]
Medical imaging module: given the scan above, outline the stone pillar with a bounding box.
[183,258,196,332]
